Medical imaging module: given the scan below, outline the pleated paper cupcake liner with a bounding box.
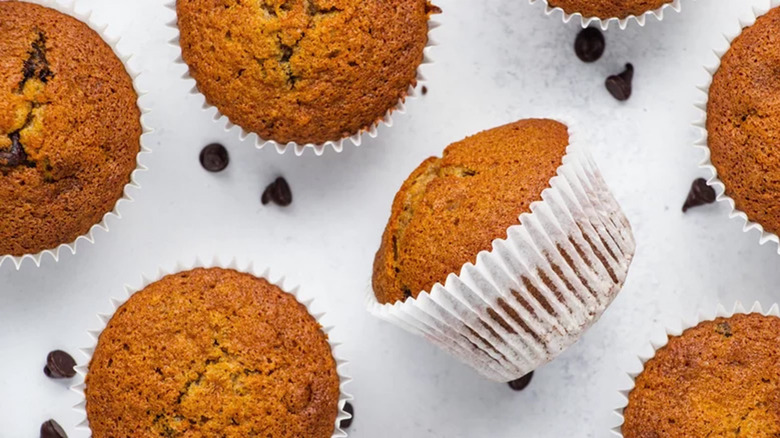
[367,117,636,382]
[0,0,153,270]
[529,0,682,30]
[165,1,439,157]
[693,0,780,254]
[70,257,353,438]
[611,301,780,436]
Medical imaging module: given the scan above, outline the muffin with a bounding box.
[546,0,674,20]
[0,1,141,257]
[370,119,635,381]
[176,0,437,146]
[623,313,780,437]
[85,268,342,437]
[706,6,780,237]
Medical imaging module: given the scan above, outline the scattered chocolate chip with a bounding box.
[715,322,733,338]
[507,372,534,391]
[574,28,605,63]
[261,177,293,207]
[605,63,634,101]
[40,419,67,438]
[199,143,229,172]
[682,178,717,212]
[422,86,428,95]
[43,350,77,379]
[340,401,354,429]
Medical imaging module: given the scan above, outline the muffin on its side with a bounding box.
[707,6,780,237]
[85,268,341,438]
[0,1,141,257]
[546,0,673,20]
[176,0,437,146]
[623,313,780,437]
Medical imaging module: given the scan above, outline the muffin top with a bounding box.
[623,313,780,437]
[176,0,436,146]
[86,268,341,438]
[707,7,780,237]
[546,0,672,19]
[372,119,569,305]
[0,1,141,257]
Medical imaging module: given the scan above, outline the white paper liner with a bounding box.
[0,0,152,270]
[694,0,780,254]
[70,257,353,438]
[529,0,682,30]
[612,301,780,436]
[165,1,439,157]
[367,117,636,382]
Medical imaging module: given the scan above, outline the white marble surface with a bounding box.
[0,0,777,436]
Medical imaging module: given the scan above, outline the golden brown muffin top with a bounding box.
[707,7,780,237]
[176,0,436,145]
[623,313,780,437]
[372,119,569,305]
[546,0,672,19]
[85,268,341,438]
[0,1,141,257]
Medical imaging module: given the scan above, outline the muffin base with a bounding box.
[529,0,682,30]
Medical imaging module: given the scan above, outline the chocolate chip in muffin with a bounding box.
[340,402,354,429]
[262,177,293,207]
[43,350,77,379]
[508,372,534,391]
[199,143,229,172]
[605,63,634,101]
[574,28,605,63]
[40,419,67,438]
[682,178,717,212]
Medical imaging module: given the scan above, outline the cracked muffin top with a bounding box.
[546,0,672,19]
[372,119,569,305]
[176,0,437,146]
[623,313,780,437]
[86,267,341,438]
[707,6,780,237]
[0,1,141,257]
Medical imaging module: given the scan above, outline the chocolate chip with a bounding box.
[574,28,605,63]
[605,63,634,101]
[43,350,77,379]
[340,401,354,429]
[199,143,229,172]
[682,178,717,212]
[40,419,67,438]
[507,371,533,391]
[261,177,293,207]
[422,86,428,95]
[0,132,28,169]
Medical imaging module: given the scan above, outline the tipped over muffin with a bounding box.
[547,0,673,20]
[0,1,141,257]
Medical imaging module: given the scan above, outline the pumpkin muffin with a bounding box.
[623,313,780,437]
[546,0,673,19]
[707,6,780,237]
[176,0,438,146]
[372,119,570,305]
[85,268,341,438]
[0,1,141,257]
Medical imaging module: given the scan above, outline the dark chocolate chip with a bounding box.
[43,350,77,379]
[682,178,717,212]
[340,401,354,429]
[574,28,605,63]
[199,143,229,172]
[605,63,634,101]
[0,132,28,169]
[507,372,534,391]
[40,419,67,438]
[422,86,428,95]
[261,177,293,207]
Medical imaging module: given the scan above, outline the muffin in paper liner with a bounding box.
[529,0,682,30]
[0,0,153,270]
[70,258,353,438]
[694,0,780,254]
[611,301,780,436]
[165,1,439,157]
[367,118,636,382]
